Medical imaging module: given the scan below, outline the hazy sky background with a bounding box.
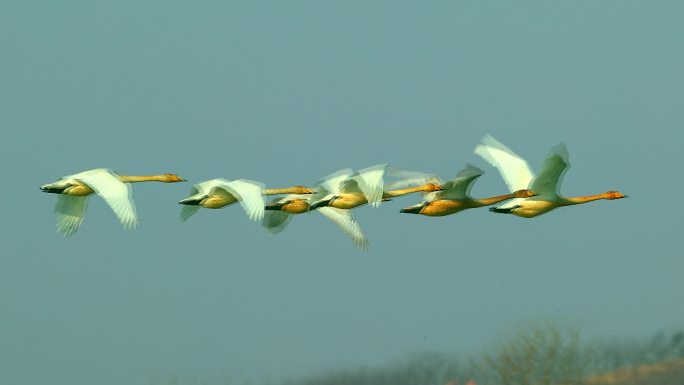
[2,1,683,384]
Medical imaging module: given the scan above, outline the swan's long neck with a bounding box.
[562,193,611,206]
[263,187,304,195]
[383,184,433,198]
[472,193,518,207]
[118,175,170,183]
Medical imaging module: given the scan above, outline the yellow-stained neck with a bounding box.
[473,193,518,207]
[264,186,314,195]
[119,174,185,183]
[383,183,440,198]
[562,193,613,205]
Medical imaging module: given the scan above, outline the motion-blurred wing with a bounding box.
[317,168,354,194]
[308,186,329,204]
[385,168,443,190]
[54,195,89,236]
[219,179,266,221]
[179,184,201,222]
[439,164,484,200]
[317,207,369,250]
[261,210,293,235]
[73,169,138,230]
[339,178,361,194]
[474,135,535,192]
[351,164,386,207]
[530,143,570,197]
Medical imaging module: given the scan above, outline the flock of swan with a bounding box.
[40,135,627,249]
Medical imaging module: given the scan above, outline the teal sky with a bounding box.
[2,1,683,384]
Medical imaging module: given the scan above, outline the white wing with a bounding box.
[262,210,294,234]
[193,179,219,195]
[309,169,355,207]
[438,164,484,200]
[385,168,443,190]
[317,168,354,194]
[474,134,535,192]
[352,164,386,207]
[317,207,369,250]
[54,195,89,236]
[217,179,266,221]
[308,186,330,205]
[72,169,138,230]
[530,144,570,197]
[179,185,201,222]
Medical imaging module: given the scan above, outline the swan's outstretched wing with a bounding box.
[308,186,329,205]
[530,144,570,197]
[386,168,444,201]
[311,169,355,206]
[216,179,266,221]
[55,195,89,236]
[316,168,354,194]
[385,169,443,190]
[317,207,369,250]
[474,135,535,192]
[72,169,138,230]
[179,184,201,222]
[262,210,293,234]
[338,178,361,194]
[439,164,484,200]
[351,164,386,207]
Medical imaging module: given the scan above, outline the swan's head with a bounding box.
[423,183,443,192]
[178,195,207,205]
[292,185,315,194]
[605,191,627,200]
[513,189,537,198]
[162,174,187,183]
[40,181,69,194]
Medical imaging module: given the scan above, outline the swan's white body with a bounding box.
[262,170,370,250]
[474,134,571,216]
[262,194,369,250]
[179,178,266,222]
[310,164,387,209]
[395,165,535,216]
[42,168,138,236]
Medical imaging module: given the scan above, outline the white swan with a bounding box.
[474,135,627,218]
[399,164,536,216]
[40,168,187,236]
[42,169,137,236]
[262,170,370,250]
[309,164,442,210]
[308,164,387,210]
[178,179,266,222]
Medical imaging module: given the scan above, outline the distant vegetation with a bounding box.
[479,321,587,385]
[155,321,684,385]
